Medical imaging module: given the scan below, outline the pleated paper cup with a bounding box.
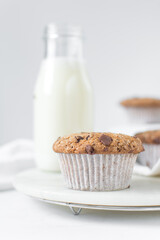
[137,143,160,168]
[58,153,138,191]
[124,107,160,123]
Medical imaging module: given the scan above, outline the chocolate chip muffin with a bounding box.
[53,132,144,191]
[135,130,160,168]
[53,132,143,154]
[121,98,160,108]
[120,98,160,123]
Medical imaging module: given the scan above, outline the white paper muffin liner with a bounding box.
[58,153,138,191]
[124,107,160,123]
[137,143,160,168]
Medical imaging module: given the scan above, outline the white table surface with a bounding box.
[1,190,160,240]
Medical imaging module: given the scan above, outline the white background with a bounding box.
[1,191,160,240]
[1,1,160,239]
[1,0,160,144]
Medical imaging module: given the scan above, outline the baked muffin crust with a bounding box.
[53,132,144,154]
[135,130,160,144]
[120,98,160,108]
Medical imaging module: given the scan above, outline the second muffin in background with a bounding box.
[135,130,160,168]
[120,97,160,123]
[53,132,144,191]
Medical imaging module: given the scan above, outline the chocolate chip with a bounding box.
[75,136,84,143]
[85,145,94,154]
[117,147,121,152]
[99,134,113,146]
[86,135,90,140]
[153,137,160,144]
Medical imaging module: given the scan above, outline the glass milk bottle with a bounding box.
[34,24,93,171]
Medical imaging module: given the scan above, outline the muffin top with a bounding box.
[120,98,160,108]
[53,132,144,155]
[135,130,160,144]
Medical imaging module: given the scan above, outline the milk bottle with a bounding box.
[34,24,93,171]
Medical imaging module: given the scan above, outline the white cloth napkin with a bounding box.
[0,139,35,190]
[134,161,160,177]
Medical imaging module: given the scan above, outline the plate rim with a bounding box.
[37,197,160,211]
[13,168,160,212]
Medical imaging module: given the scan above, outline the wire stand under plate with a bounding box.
[69,205,82,215]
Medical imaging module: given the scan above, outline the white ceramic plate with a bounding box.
[13,169,160,214]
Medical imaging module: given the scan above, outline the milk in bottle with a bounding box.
[34,24,93,171]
